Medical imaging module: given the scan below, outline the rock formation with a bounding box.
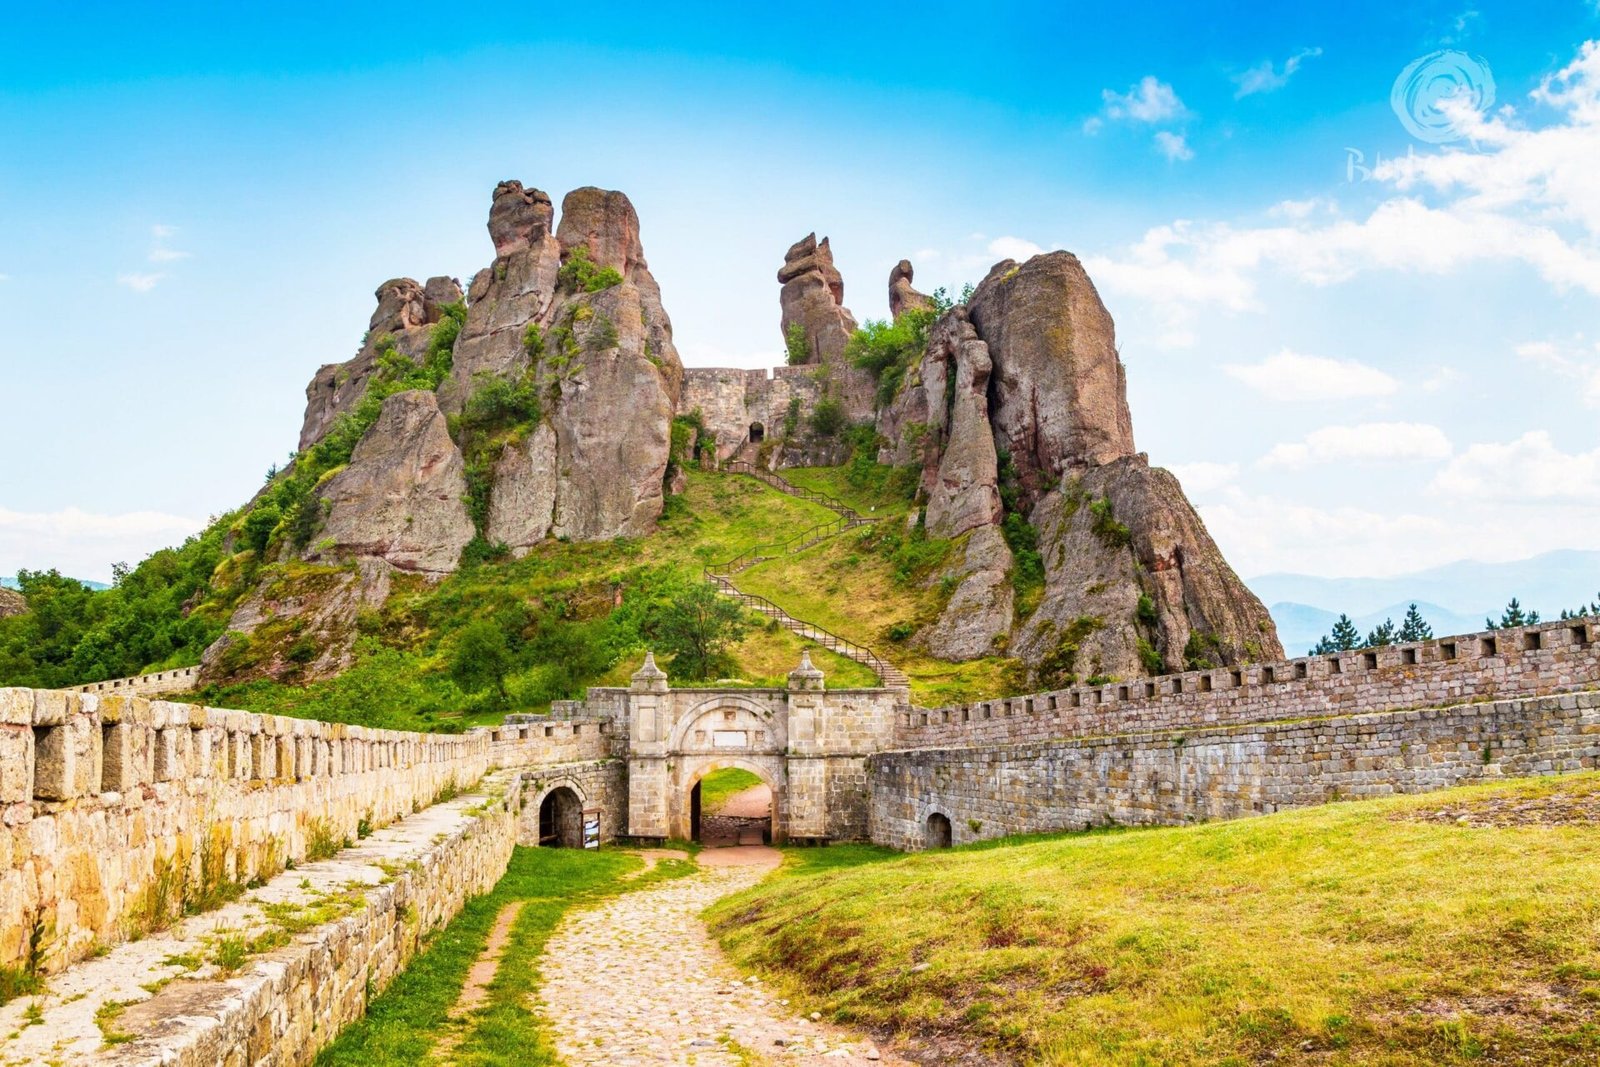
[207,180,687,682]
[444,182,682,548]
[299,276,463,452]
[315,390,475,575]
[0,587,25,619]
[888,259,932,321]
[777,234,876,421]
[878,251,1280,681]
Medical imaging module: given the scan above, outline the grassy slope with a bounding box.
[743,467,1019,705]
[710,773,1600,1066]
[318,847,694,1066]
[699,767,764,813]
[196,469,878,732]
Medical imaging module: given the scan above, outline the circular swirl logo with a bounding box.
[1391,50,1496,143]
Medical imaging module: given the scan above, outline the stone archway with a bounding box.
[749,421,765,443]
[538,785,584,848]
[678,757,783,845]
[926,811,953,849]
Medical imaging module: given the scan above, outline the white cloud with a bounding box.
[1153,130,1194,161]
[1198,485,1600,578]
[142,223,190,268]
[1260,422,1453,469]
[1515,335,1600,406]
[0,273,9,283]
[1233,47,1323,98]
[1166,461,1238,494]
[988,236,1045,261]
[1430,431,1600,501]
[1100,76,1187,123]
[116,272,165,293]
[0,506,204,585]
[1087,41,1600,324]
[1223,350,1400,401]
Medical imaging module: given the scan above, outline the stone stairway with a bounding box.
[706,462,910,689]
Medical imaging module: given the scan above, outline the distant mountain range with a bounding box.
[1251,550,1600,654]
[0,575,110,592]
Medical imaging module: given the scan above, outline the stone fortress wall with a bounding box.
[68,665,200,698]
[679,365,872,465]
[870,616,1600,849]
[870,691,1600,850]
[897,617,1597,747]
[0,686,621,976]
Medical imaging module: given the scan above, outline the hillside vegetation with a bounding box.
[709,772,1600,1066]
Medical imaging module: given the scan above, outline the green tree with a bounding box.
[1487,597,1539,630]
[1396,603,1433,643]
[449,619,513,703]
[1560,593,1600,620]
[1311,613,1361,654]
[784,322,810,366]
[1365,619,1397,647]
[650,584,750,681]
[808,397,847,438]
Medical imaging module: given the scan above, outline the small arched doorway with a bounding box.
[538,786,584,847]
[690,766,774,847]
[748,421,765,443]
[926,812,953,849]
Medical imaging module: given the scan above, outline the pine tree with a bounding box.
[1312,613,1362,654]
[1496,597,1536,629]
[1560,593,1600,620]
[1365,619,1397,647]
[1396,603,1433,642]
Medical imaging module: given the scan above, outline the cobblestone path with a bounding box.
[538,847,901,1065]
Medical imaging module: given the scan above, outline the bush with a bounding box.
[785,322,810,366]
[556,246,623,293]
[809,397,847,438]
[450,619,514,704]
[1089,497,1132,550]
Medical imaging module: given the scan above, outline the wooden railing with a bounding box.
[705,463,907,688]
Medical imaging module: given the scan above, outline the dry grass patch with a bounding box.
[710,773,1600,1066]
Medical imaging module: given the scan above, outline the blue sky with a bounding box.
[3,0,1599,588]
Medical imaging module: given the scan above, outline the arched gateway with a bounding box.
[621,651,902,844]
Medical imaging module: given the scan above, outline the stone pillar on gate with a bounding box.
[626,652,672,840]
[785,651,829,839]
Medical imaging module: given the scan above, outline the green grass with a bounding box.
[698,767,764,813]
[737,523,1017,705]
[318,846,693,1065]
[183,469,877,729]
[709,773,1600,1066]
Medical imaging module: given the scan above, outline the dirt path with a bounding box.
[538,846,902,1065]
[431,899,528,1062]
[717,783,772,819]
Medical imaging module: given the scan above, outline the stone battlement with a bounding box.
[67,664,200,697]
[896,616,1599,749]
[0,686,615,975]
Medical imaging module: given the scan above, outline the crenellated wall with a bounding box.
[0,686,622,975]
[678,365,869,465]
[68,665,200,697]
[868,690,1600,850]
[895,617,1598,749]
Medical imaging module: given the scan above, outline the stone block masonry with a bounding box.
[897,617,1599,750]
[67,665,200,698]
[0,686,617,976]
[0,773,525,1066]
[868,690,1600,850]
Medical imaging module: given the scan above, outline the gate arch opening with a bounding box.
[538,786,584,847]
[926,811,953,849]
[689,764,776,847]
[748,421,765,443]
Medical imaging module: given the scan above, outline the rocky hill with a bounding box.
[0,587,25,620]
[185,177,1275,695]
